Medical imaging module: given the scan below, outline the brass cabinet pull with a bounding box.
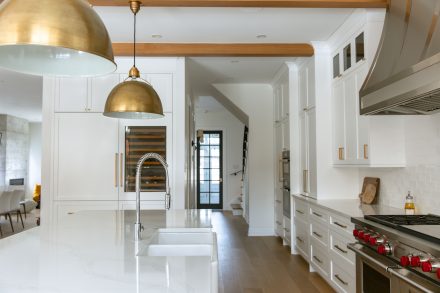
[333,222,347,229]
[313,256,323,264]
[334,245,348,254]
[338,147,345,160]
[114,153,118,187]
[295,209,304,215]
[296,236,303,243]
[313,231,323,238]
[364,144,369,159]
[334,274,348,286]
[312,212,322,218]
[120,153,124,187]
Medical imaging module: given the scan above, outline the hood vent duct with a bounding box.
[360,0,440,115]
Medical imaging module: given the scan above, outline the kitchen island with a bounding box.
[0,209,216,293]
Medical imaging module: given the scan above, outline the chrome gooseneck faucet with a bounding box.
[134,153,170,241]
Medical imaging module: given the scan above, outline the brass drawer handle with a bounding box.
[295,209,304,215]
[335,274,348,286]
[364,144,369,159]
[313,231,323,238]
[338,147,345,160]
[333,222,347,229]
[296,237,303,243]
[334,245,348,254]
[313,256,323,264]
[312,212,322,218]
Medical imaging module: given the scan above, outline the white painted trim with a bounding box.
[248,227,275,236]
[327,9,367,51]
[271,64,289,86]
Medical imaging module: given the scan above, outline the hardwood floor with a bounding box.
[212,211,335,293]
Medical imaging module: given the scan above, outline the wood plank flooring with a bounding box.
[212,211,335,293]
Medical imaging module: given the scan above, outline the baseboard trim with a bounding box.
[248,227,275,236]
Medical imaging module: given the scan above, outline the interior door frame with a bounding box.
[197,130,224,209]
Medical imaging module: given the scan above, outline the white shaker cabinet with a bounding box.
[56,74,120,113]
[54,113,120,201]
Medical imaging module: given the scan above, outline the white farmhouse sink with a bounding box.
[138,228,219,292]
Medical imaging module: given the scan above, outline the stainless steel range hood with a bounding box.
[360,0,440,115]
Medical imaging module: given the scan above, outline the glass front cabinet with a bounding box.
[118,115,173,201]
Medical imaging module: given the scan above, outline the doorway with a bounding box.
[197,130,223,209]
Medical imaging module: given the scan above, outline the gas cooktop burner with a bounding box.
[365,214,440,227]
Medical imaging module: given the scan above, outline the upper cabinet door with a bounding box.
[90,74,120,113]
[56,78,88,112]
[343,72,358,162]
[299,68,308,112]
[54,113,119,200]
[332,80,345,163]
[144,74,173,113]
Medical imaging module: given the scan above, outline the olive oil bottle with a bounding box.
[405,191,415,215]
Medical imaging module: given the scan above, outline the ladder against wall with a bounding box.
[231,126,248,219]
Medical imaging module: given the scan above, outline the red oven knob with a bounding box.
[377,243,392,255]
[358,231,365,239]
[411,256,421,267]
[400,256,410,267]
[422,261,433,272]
[369,237,384,246]
[353,229,359,238]
[437,268,440,279]
[363,233,371,242]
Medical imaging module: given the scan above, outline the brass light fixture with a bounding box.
[0,0,116,77]
[103,1,164,119]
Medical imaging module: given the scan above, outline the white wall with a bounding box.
[359,115,440,214]
[214,84,274,236]
[27,123,42,199]
[195,110,244,210]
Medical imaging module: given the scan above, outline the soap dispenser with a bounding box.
[405,191,415,215]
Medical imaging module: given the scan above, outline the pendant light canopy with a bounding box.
[0,0,116,77]
[103,1,164,119]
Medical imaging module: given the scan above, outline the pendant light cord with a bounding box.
[133,11,137,68]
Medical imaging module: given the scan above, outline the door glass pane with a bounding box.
[200,181,209,192]
[200,169,210,180]
[200,134,210,145]
[125,126,166,192]
[210,193,220,204]
[343,44,352,71]
[199,146,210,157]
[209,134,220,145]
[210,181,220,192]
[211,169,220,181]
[211,145,220,156]
[356,32,365,62]
[200,193,209,204]
[211,157,220,168]
[200,157,210,169]
[333,54,340,78]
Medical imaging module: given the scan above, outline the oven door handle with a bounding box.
[387,267,439,293]
[347,243,391,271]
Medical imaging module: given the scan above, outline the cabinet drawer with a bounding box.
[311,242,330,277]
[330,213,354,238]
[331,261,356,293]
[283,216,292,244]
[294,198,308,222]
[330,231,356,265]
[310,204,329,224]
[295,221,309,258]
[310,220,329,247]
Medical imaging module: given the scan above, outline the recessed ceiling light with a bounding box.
[152,34,162,39]
[256,34,267,39]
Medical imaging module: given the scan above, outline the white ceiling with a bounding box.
[0,7,355,121]
[96,7,354,43]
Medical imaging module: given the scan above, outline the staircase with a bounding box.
[231,126,248,218]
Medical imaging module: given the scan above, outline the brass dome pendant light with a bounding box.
[0,0,116,77]
[103,1,164,119]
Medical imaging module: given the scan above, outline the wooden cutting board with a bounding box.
[359,177,380,204]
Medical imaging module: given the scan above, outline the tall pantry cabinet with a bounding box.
[41,57,186,223]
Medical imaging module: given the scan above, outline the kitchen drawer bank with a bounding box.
[291,194,403,293]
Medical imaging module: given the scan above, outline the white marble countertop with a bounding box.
[0,209,214,293]
[292,194,406,218]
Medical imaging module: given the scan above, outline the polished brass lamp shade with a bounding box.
[0,0,116,76]
[103,80,164,119]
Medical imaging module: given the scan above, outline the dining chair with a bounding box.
[8,190,24,231]
[0,191,14,235]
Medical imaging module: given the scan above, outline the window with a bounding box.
[356,32,365,62]
[333,53,340,78]
[343,44,352,71]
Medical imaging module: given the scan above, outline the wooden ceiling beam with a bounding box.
[90,0,388,8]
[112,43,314,57]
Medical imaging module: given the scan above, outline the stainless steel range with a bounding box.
[348,214,440,293]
